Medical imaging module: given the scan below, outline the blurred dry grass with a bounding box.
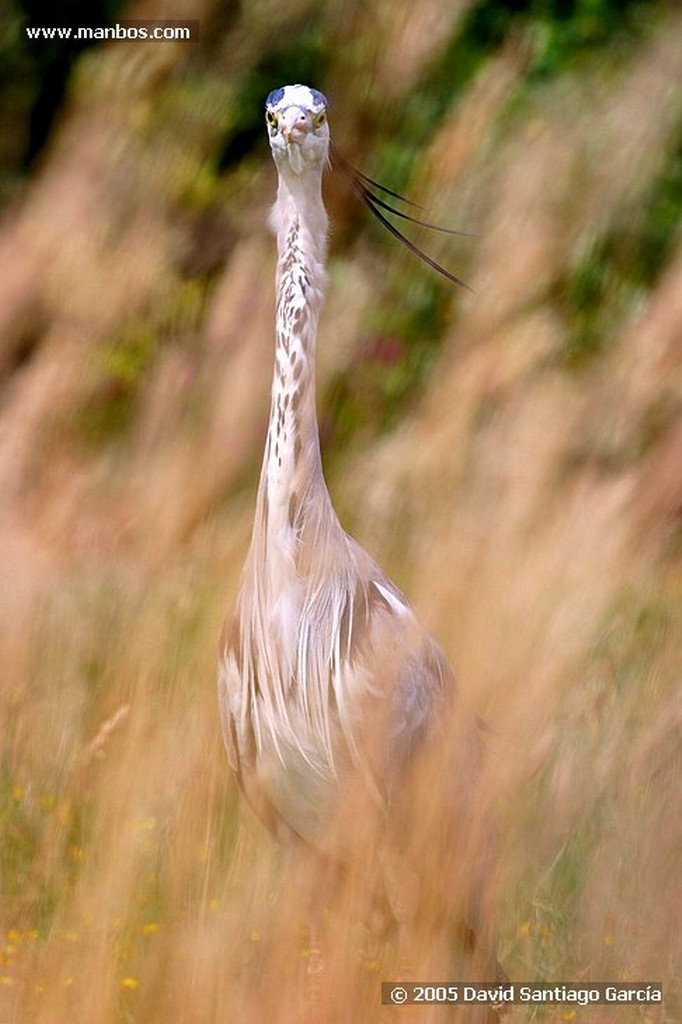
[1,1,681,1022]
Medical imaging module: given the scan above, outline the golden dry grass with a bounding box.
[1,2,681,1021]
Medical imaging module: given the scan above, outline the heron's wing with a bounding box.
[314,541,455,792]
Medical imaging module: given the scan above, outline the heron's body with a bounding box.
[219,84,500,979]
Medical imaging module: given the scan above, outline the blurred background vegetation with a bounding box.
[0,1,680,1022]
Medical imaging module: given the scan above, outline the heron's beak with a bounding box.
[282,112,311,146]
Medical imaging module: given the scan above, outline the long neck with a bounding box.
[257,170,330,546]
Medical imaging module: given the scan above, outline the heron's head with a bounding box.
[265,84,330,178]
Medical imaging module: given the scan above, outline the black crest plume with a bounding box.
[330,142,473,290]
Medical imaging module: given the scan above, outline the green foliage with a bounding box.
[523,0,660,79]
[560,234,627,366]
[140,72,237,215]
[506,587,679,980]
[77,281,205,445]
[631,130,682,282]
[590,592,673,699]
[557,128,682,367]
[524,815,598,978]
[322,275,449,449]
[0,762,88,933]
[464,0,660,79]
[77,323,156,444]
[369,0,659,195]
[331,0,668,457]
[0,765,40,901]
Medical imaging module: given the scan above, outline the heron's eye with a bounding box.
[265,110,277,129]
[313,111,327,129]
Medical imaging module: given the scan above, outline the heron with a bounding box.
[219,83,505,991]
